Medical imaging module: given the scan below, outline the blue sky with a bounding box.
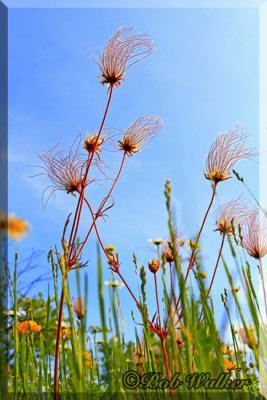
[8,7,260,343]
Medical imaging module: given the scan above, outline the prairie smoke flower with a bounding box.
[162,230,185,262]
[148,258,160,274]
[239,326,258,349]
[242,207,267,259]
[118,114,162,157]
[73,296,85,320]
[204,126,256,183]
[92,26,154,89]
[214,198,248,235]
[0,213,30,241]
[37,138,89,202]
[83,133,104,155]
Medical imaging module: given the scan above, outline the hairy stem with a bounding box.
[68,85,114,262]
[199,232,225,324]
[76,152,126,259]
[161,337,173,394]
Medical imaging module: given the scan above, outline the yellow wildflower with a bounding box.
[221,347,234,356]
[199,271,208,279]
[83,134,104,154]
[62,328,71,339]
[188,240,201,251]
[105,245,116,256]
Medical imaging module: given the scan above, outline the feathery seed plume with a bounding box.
[215,198,248,235]
[204,126,256,183]
[118,114,162,157]
[242,207,267,259]
[92,26,154,89]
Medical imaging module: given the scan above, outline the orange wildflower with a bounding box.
[77,351,95,368]
[0,213,30,241]
[18,321,29,334]
[18,320,41,334]
[92,26,154,89]
[223,358,238,373]
[118,114,162,157]
[28,320,41,332]
[204,126,256,184]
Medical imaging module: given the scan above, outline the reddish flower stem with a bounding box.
[75,151,126,260]
[199,232,225,324]
[81,192,155,330]
[68,85,114,261]
[54,86,114,398]
[175,182,218,315]
[161,337,172,393]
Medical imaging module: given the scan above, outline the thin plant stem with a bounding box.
[175,182,218,313]
[154,274,162,331]
[13,251,18,393]
[199,232,225,323]
[81,192,155,329]
[169,261,176,305]
[54,276,67,400]
[259,257,267,320]
[76,152,126,259]
[161,337,172,393]
[154,273,173,391]
[68,85,114,262]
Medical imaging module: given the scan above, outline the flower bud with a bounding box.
[148,258,160,274]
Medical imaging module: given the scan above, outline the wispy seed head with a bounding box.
[214,198,248,235]
[92,26,154,89]
[118,114,163,157]
[204,126,256,184]
[242,207,267,259]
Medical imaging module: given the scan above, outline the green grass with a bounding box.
[4,180,265,399]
